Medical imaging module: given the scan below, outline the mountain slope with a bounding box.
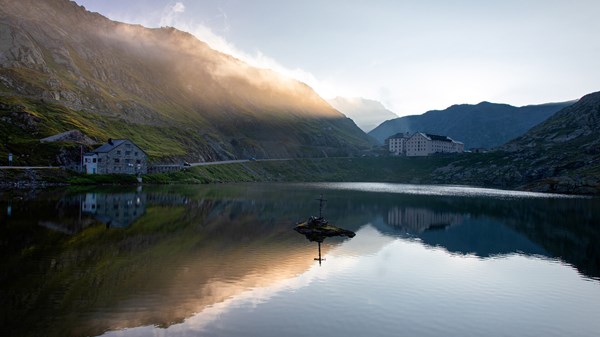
[0,0,372,164]
[432,91,600,194]
[327,97,398,132]
[368,101,574,149]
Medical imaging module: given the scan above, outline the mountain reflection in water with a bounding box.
[0,183,599,337]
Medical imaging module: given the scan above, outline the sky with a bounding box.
[74,0,600,117]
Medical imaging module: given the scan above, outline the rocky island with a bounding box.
[294,216,356,242]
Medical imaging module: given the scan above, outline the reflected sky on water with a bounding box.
[1,183,599,337]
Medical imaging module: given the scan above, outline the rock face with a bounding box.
[369,101,574,149]
[0,0,372,162]
[40,130,95,144]
[432,91,600,194]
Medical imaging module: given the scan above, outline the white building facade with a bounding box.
[387,132,411,155]
[392,132,464,157]
[83,153,99,174]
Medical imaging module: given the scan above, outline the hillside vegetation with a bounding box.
[0,0,372,164]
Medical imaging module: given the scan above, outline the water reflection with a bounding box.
[82,192,147,228]
[386,206,464,233]
[293,195,357,265]
[0,183,599,337]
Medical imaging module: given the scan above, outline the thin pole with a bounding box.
[316,194,327,218]
[317,242,323,266]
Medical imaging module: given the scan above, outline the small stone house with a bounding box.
[83,139,148,174]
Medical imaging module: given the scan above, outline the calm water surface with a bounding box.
[1,183,599,337]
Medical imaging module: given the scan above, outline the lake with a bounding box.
[1,183,599,337]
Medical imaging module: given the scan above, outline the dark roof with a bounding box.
[93,139,127,153]
[388,132,410,139]
[424,133,452,142]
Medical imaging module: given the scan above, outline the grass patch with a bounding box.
[140,156,464,185]
[68,174,138,185]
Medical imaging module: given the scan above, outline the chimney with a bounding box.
[108,138,113,145]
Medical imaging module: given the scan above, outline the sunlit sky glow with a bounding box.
[75,0,600,116]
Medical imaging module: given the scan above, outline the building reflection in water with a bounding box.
[81,192,147,228]
[386,206,464,234]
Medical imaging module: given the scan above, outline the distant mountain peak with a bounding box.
[327,96,398,132]
[368,100,575,149]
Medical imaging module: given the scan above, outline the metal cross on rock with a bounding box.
[316,194,327,218]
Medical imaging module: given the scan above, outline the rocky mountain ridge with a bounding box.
[431,91,600,194]
[369,100,574,149]
[0,0,372,164]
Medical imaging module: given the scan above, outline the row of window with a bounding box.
[111,165,141,171]
[116,150,139,156]
[84,203,142,210]
[113,159,142,164]
[85,157,143,163]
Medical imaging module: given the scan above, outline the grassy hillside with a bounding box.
[0,95,211,164]
[0,0,372,164]
[142,156,463,185]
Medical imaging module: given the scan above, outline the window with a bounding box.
[114,158,120,163]
[98,158,102,163]
[134,152,138,156]
[116,150,121,155]
[125,151,131,155]
[92,158,97,163]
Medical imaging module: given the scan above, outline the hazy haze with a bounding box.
[75,0,600,116]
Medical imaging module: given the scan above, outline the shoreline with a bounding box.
[1,157,598,196]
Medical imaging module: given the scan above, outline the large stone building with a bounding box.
[387,132,464,156]
[83,139,148,174]
[386,132,411,155]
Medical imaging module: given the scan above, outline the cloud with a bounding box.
[173,2,185,13]
[160,2,186,27]
[155,6,341,100]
